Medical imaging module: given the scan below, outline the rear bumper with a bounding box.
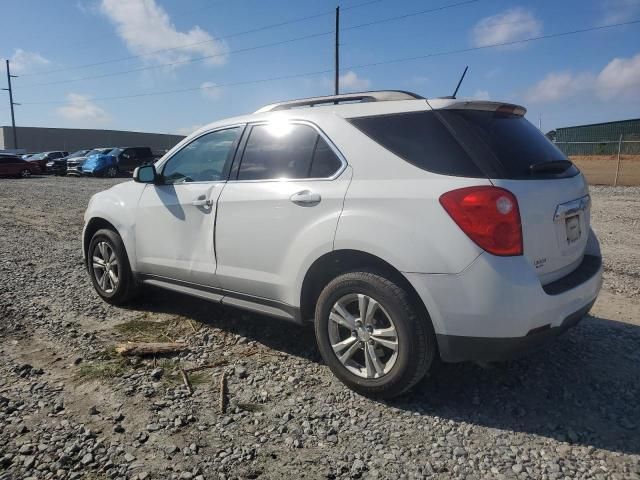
[436,299,595,362]
[404,229,603,362]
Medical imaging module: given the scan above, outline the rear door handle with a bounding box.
[192,195,213,207]
[290,190,321,206]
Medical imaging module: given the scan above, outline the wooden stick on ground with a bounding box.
[184,360,228,373]
[179,367,194,396]
[219,372,227,414]
[115,342,187,357]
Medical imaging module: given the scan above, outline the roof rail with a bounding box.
[254,90,424,113]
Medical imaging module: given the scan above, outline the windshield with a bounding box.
[68,150,88,158]
[87,148,109,156]
[29,153,46,160]
[107,148,123,156]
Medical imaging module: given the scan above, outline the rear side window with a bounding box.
[238,124,342,180]
[437,109,576,179]
[349,111,484,177]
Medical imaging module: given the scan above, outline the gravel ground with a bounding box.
[0,176,639,480]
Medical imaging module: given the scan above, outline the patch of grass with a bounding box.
[77,359,129,380]
[113,317,193,343]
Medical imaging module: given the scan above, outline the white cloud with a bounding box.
[596,53,640,99]
[600,0,640,24]
[100,0,227,67]
[524,52,640,103]
[470,89,490,100]
[338,71,370,91]
[200,82,222,100]
[56,93,110,125]
[5,49,50,74]
[524,72,594,103]
[472,8,542,48]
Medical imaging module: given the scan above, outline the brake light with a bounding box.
[439,186,522,256]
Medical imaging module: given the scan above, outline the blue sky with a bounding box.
[1,0,639,135]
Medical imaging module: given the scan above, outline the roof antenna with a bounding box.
[451,66,468,99]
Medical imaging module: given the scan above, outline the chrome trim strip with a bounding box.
[553,194,591,222]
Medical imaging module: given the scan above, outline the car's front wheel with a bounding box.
[105,166,118,178]
[88,228,139,305]
[314,271,436,399]
[20,169,31,178]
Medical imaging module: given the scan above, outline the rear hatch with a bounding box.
[434,103,590,283]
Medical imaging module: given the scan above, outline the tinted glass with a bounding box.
[437,109,576,178]
[349,111,484,177]
[162,127,242,184]
[310,137,342,178]
[238,124,318,180]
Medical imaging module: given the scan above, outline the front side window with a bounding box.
[162,127,243,184]
[238,123,342,180]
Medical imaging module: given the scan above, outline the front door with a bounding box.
[216,121,350,304]
[134,126,244,286]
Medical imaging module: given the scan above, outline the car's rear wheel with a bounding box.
[88,228,139,305]
[314,271,435,398]
[105,166,118,178]
[20,169,31,178]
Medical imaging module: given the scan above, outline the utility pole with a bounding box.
[334,6,340,95]
[2,60,19,149]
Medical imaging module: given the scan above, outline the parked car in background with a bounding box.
[82,90,602,398]
[81,147,156,177]
[67,148,113,176]
[28,151,68,173]
[47,149,91,176]
[0,154,42,177]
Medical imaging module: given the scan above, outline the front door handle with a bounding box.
[290,190,321,206]
[192,195,213,207]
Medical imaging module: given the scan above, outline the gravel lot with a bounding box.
[1,176,639,480]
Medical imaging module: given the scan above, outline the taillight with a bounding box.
[439,186,523,256]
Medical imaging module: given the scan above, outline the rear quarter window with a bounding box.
[348,111,484,177]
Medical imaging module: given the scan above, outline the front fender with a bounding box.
[83,181,145,271]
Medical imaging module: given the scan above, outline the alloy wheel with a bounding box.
[92,241,119,293]
[106,167,117,178]
[328,293,399,379]
[20,169,31,178]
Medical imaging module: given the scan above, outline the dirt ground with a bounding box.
[570,155,640,186]
[0,176,639,480]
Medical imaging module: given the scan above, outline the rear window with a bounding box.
[437,109,577,179]
[349,109,577,179]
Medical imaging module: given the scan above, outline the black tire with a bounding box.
[314,271,436,399]
[20,169,31,178]
[87,228,139,305]
[105,166,118,178]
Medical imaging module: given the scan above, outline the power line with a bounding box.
[17,0,480,89]
[18,18,640,106]
[19,0,385,78]
[17,30,334,89]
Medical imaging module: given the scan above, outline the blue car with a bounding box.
[81,150,119,177]
[81,147,156,177]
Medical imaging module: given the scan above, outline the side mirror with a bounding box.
[133,164,157,183]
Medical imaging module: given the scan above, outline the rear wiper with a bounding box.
[529,160,573,174]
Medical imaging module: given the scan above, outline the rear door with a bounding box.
[437,108,590,284]
[215,121,350,302]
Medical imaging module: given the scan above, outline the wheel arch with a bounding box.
[299,249,433,329]
[83,217,119,259]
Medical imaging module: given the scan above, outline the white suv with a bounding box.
[83,91,603,398]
